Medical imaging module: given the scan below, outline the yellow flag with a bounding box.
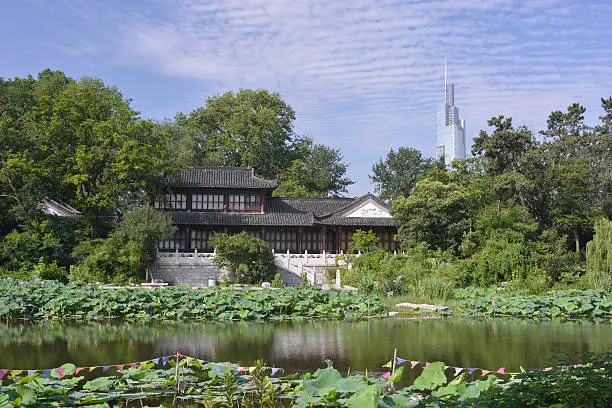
[140,361,148,368]
[382,361,393,368]
[89,367,97,372]
[10,370,22,377]
[249,366,256,374]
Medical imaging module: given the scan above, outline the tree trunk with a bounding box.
[574,232,580,253]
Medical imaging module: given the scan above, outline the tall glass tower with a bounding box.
[436,60,466,166]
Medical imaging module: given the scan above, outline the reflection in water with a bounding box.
[1,318,611,373]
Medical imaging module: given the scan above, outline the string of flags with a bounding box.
[380,354,583,378]
[0,351,584,382]
[0,353,281,381]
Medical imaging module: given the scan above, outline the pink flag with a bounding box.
[130,363,137,368]
[543,367,553,372]
[116,364,125,371]
[0,369,8,380]
[237,367,246,372]
[424,362,430,368]
[56,368,65,379]
[481,370,491,376]
[75,367,85,375]
[381,371,390,379]
[410,361,419,369]
[496,367,505,374]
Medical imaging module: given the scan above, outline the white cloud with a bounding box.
[37,0,612,194]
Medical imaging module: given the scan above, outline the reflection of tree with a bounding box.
[1,319,612,372]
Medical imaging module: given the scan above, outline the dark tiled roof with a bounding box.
[162,167,277,189]
[170,196,396,227]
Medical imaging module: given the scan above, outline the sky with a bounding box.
[2,0,612,196]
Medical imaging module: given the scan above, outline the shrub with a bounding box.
[211,232,275,284]
[585,218,612,290]
[349,229,379,253]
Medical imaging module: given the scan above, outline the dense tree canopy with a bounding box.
[370,147,435,201]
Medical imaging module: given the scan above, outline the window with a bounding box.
[301,230,321,253]
[157,228,188,251]
[228,193,260,212]
[190,229,216,252]
[192,194,224,211]
[154,193,186,210]
[265,229,297,252]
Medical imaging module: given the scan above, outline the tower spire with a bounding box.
[444,56,447,102]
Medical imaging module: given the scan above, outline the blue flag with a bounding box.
[162,356,170,366]
[468,368,478,375]
[271,368,281,376]
[43,369,52,378]
[396,357,407,365]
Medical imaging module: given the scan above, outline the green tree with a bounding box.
[585,218,612,290]
[70,207,175,283]
[274,141,353,197]
[370,147,435,200]
[349,229,380,253]
[210,232,275,284]
[179,89,304,179]
[391,176,475,254]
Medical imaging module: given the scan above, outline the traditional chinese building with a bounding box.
[154,167,397,254]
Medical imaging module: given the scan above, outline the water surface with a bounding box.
[1,318,611,374]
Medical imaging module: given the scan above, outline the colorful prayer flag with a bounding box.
[75,367,85,375]
[130,363,137,368]
[102,366,111,372]
[396,357,407,365]
[116,364,124,371]
[249,366,256,374]
[496,367,505,374]
[43,369,52,378]
[382,361,393,368]
[151,358,160,365]
[237,367,246,372]
[10,370,22,377]
[27,370,37,376]
[140,362,148,368]
[424,362,430,368]
[468,368,478,375]
[162,357,170,366]
[543,367,553,372]
[481,370,491,377]
[381,371,391,379]
[56,368,65,379]
[0,369,8,380]
[454,367,463,376]
[271,368,281,376]
[215,364,222,372]
[410,361,419,369]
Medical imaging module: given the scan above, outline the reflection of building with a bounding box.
[436,60,466,166]
[154,167,397,254]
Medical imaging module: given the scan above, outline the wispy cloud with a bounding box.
[23,0,612,193]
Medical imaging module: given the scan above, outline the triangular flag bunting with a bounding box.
[89,367,97,372]
[454,367,463,376]
[215,364,222,372]
[237,367,246,372]
[43,369,52,378]
[162,357,170,366]
[481,370,491,377]
[468,368,478,374]
[151,358,160,365]
[140,361,148,368]
[116,364,125,371]
[381,371,391,379]
[102,366,111,372]
[249,366,256,374]
[27,370,37,376]
[496,367,505,374]
[56,368,65,379]
[410,361,419,369]
[396,357,407,365]
[174,352,183,359]
[543,367,553,372]
[271,368,280,376]
[0,369,8,380]
[424,362,430,368]
[10,370,22,377]
[382,360,393,368]
[185,357,194,365]
[130,363,137,368]
[75,367,85,375]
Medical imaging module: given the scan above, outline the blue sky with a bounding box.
[2,0,612,195]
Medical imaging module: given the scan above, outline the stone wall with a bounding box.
[151,250,342,287]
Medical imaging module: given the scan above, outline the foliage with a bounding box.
[211,232,276,284]
[177,88,303,180]
[585,218,612,290]
[456,288,612,319]
[370,147,435,201]
[0,279,385,321]
[342,246,456,299]
[70,207,175,284]
[274,141,353,197]
[349,229,380,253]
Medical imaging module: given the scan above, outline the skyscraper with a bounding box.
[436,59,466,166]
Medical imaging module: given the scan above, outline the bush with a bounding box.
[585,218,612,290]
[211,232,275,284]
[411,274,455,300]
[71,208,175,284]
